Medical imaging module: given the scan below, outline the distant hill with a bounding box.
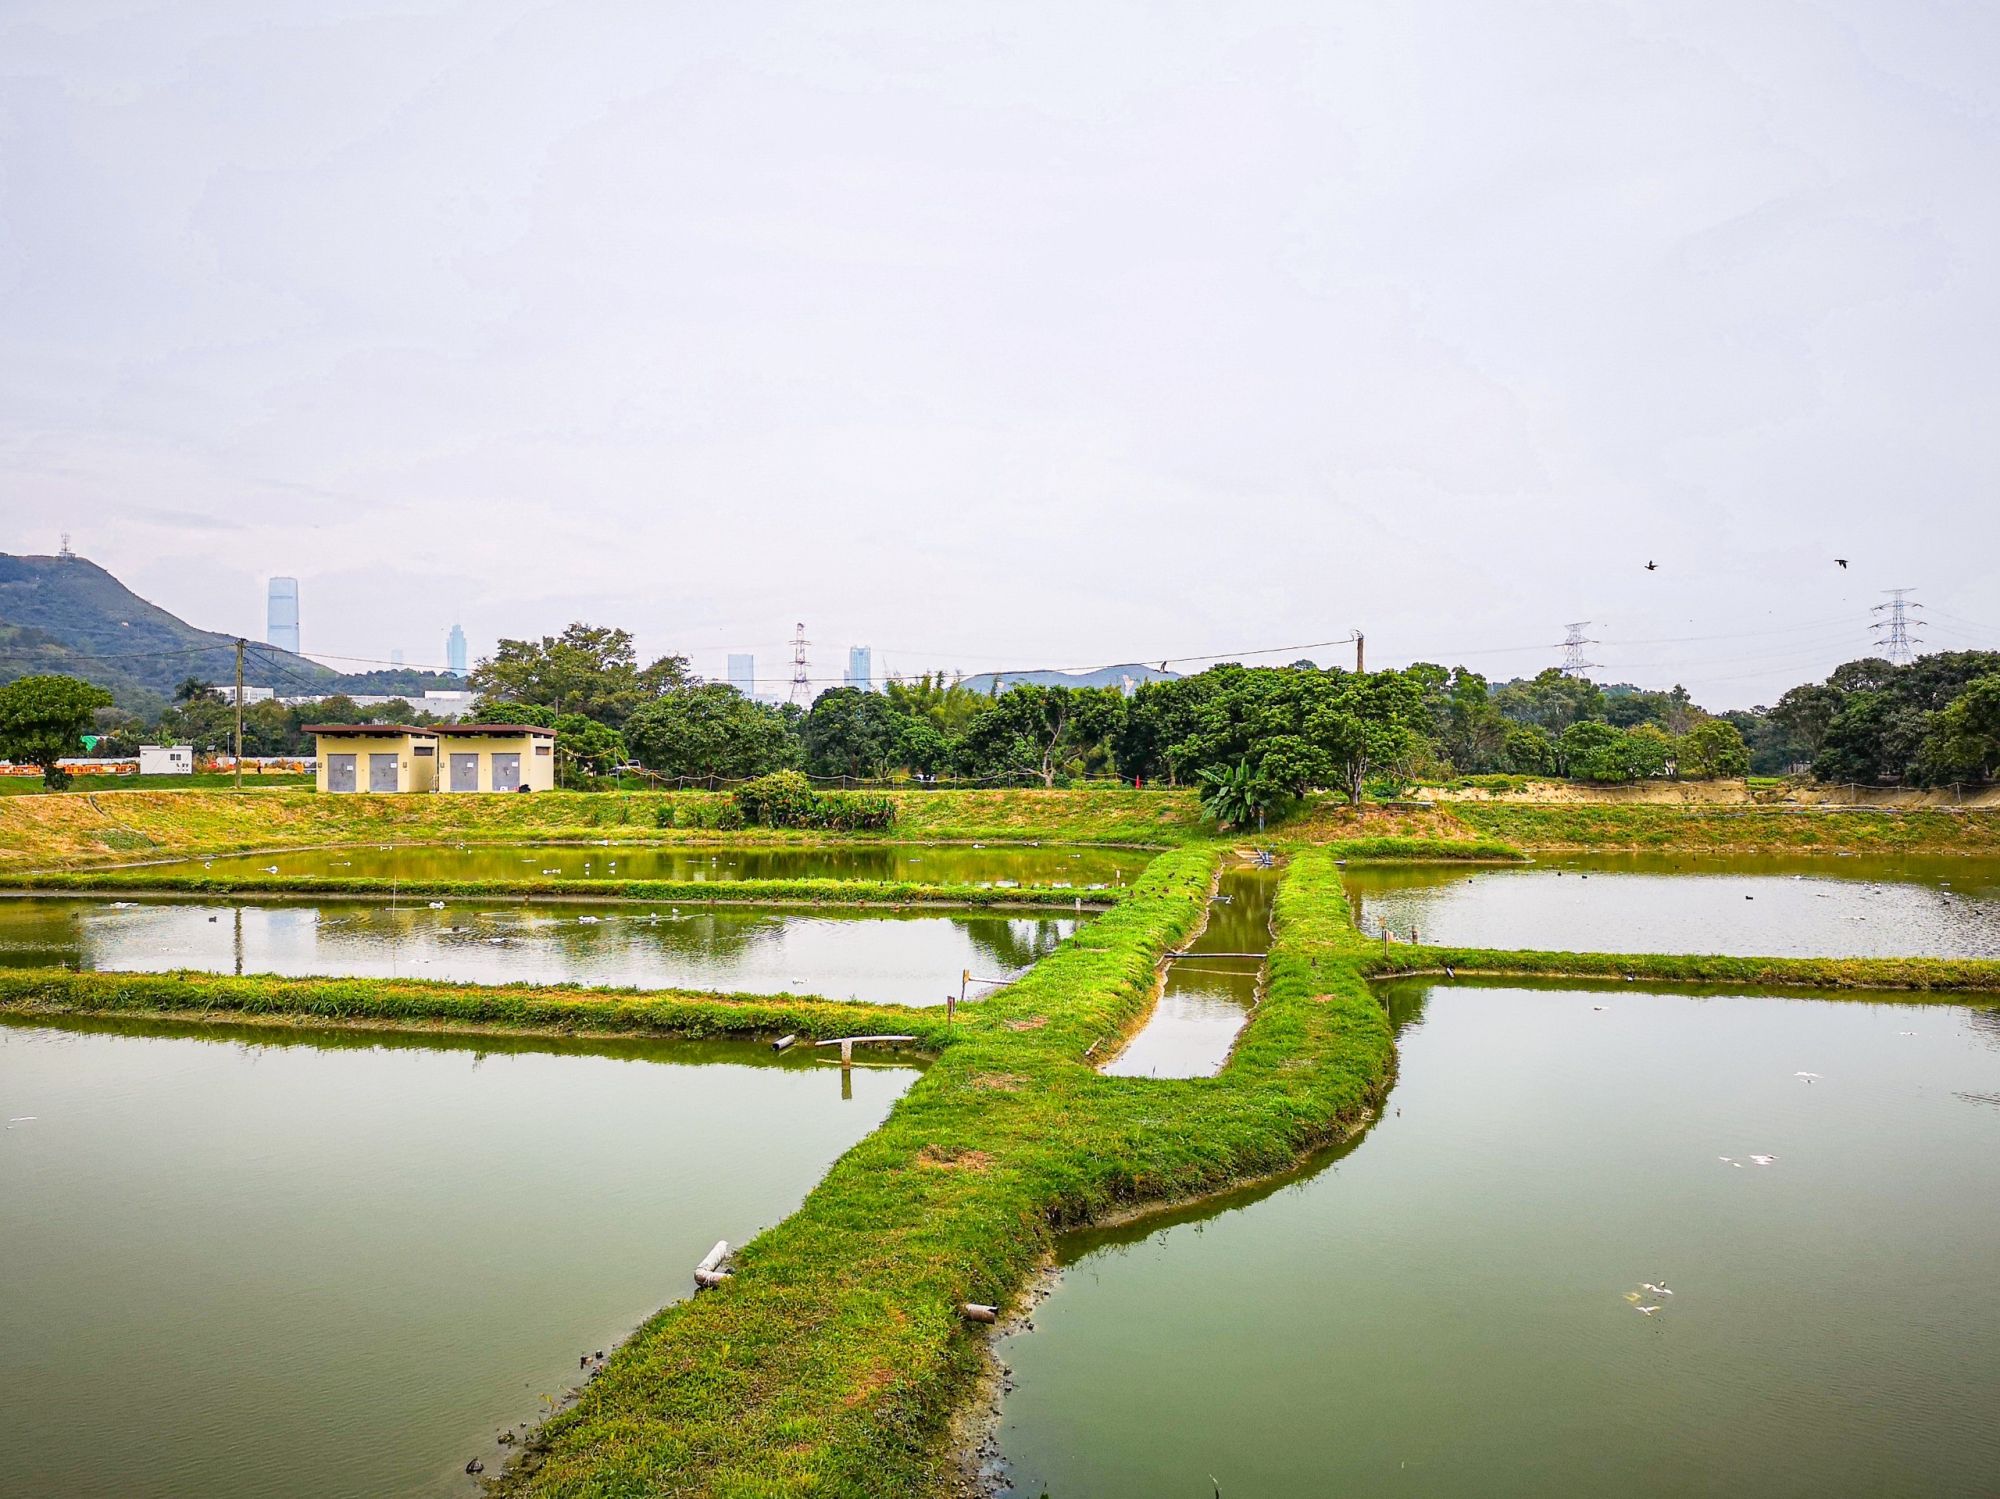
[0,552,453,710]
[961,662,1182,695]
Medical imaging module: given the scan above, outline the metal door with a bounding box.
[450,753,479,792]
[327,754,356,793]
[368,753,399,793]
[491,752,521,792]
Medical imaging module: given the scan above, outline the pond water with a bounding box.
[993,984,2000,1498]
[1102,865,1278,1079]
[0,898,1080,1006]
[0,1016,917,1499]
[1345,853,2000,957]
[131,842,1140,889]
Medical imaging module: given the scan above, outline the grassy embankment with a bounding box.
[1366,946,2000,996]
[1455,802,2000,855]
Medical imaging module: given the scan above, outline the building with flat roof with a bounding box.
[446,624,468,677]
[844,645,873,691]
[305,723,555,793]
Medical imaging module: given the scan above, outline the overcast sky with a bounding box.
[3,0,1996,707]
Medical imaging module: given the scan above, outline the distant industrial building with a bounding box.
[306,723,555,794]
[728,653,756,697]
[267,577,300,654]
[138,745,195,775]
[446,624,468,677]
[844,646,874,692]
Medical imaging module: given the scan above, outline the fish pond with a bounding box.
[0,1016,917,1499]
[0,897,1080,1006]
[126,841,1141,889]
[992,983,2000,1498]
[1102,864,1278,1079]
[1345,852,2000,957]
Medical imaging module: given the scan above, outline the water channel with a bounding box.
[127,842,1141,889]
[0,898,1080,1006]
[993,983,2000,1497]
[1345,853,2000,957]
[1102,864,1278,1078]
[0,1016,917,1498]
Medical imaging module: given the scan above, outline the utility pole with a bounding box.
[233,639,245,790]
[1559,622,1599,677]
[789,623,811,705]
[1871,589,1923,666]
[1354,631,1365,674]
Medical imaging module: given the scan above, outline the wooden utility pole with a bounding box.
[1354,632,1365,674]
[233,638,245,790]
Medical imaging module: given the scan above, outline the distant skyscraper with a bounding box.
[728,653,756,698]
[267,577,300,655]
[446,624,468,677]
[845,645,873,692]
[390,648,405,668]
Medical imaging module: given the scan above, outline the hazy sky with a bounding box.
[4,0,1996,706]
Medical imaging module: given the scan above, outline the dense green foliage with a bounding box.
[467,623,690,728]
[732,771,896,831]
[1793,652,2000,787]
[623,684,799,782]
[0,673,114,788]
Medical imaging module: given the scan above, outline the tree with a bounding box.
[883,673,987,739]
[1197,760,1281,831]
[801,688,906,780]
[958,685,1119,787]
[623,685,797,783]
[468,624,690,728]
[1305,670,1427,804]
[1676,719,1750,780]
[1492,669,1603,733]
[174,676,220,704]
[552,712,627,785]
[1557,719,1624,780]
[1770,684,1842,763]
[0,674,115,788]
[1498,723,1554,775]
[1920,675,2000,785]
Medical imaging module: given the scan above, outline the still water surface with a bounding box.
[1346,853,2000,956]
[996,985,2000,1497]
[1102,866,1278,1079]
[134,842,1139,889]
[0,898,1079,1006]
[0,1017,915,1499]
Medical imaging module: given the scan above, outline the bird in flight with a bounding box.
[1645,560,1658,571]
[1835,558,1849,568]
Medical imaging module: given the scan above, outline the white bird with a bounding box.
[1749,1155,1777,1166]
[1642,1283,1675,1296]
[427,901,445,910]
[1795,1072,1822,1082]
[1635,1304,1661,1315]
[577,915,600,924]
[263,866,279,874]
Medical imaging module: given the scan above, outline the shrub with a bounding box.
[812,791,895,831]
[734,771,819,826]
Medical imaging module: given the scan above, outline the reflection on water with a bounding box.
[0,898,1080,1007]
[0,1018,915,1499]
[1346,853,2000,957]
[1103,865,1278,1078]
[998,985,2000,1498]
[132,841,1138,889]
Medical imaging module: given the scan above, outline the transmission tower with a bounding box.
[1871,589,1923,665]
[1559,621,1599,677]
[788,622,812,704]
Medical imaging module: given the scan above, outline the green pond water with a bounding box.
[0,1017,917,1499]
[0,897,1078,1007]
[132,842,1139,889]
[993,984,2000,1497]
[1102,865,1278,1079]
[1345,853,2000,957]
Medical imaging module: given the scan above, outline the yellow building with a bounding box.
[305,726,439,794]
[432,724,557,793]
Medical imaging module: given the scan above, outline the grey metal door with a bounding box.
[368,753,399,792]
[491,752,521,791]
[450,753,479,792]
[327,754,356,793]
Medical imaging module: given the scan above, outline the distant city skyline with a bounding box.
[445,624,468,677]
[265,577,299,656]
[843,646,874,693]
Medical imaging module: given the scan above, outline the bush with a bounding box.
[733,772,895,831]
[681,796,747,831]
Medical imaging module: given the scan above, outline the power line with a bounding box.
[1559,622,1599,676]
[1871,588,1923,666]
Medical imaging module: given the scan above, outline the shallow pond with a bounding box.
[0,898,1080,1006]
[993,984,2000,1497]
[1102,865,1277,1078]
[1345,853,2000,957]
[131,842,1140,889]
[0,1017,916,1499]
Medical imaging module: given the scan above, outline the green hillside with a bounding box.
[0,552,449,709]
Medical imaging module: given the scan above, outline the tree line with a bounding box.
[8,620,1996,798]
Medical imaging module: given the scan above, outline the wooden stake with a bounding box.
[232,638,244,791]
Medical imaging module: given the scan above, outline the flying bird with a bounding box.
[1836,558,1849,568]
[1642,1283,1674,1297]
[1645,560,1658,571]
[1635,1304,1661,1315]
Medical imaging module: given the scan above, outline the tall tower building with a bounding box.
[267,577,300,655]
[845,645,873,692]
[728,653,756,698]
[446,624,468,677]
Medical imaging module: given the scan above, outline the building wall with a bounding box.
[434,734,556,793]
[312,734,437,793]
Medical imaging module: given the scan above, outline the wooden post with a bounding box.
[1355,631,1365,674]
[233,638,245,791]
